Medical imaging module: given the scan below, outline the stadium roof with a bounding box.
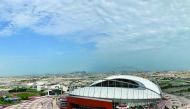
[70,75,162,100]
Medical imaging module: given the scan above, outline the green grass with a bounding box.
[15,92,39,100]
[0,100,10,105]
[4,87,47,101]
[0,88,46,105]
[0,97,15,105]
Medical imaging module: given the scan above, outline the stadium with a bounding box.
[60,75,166,109]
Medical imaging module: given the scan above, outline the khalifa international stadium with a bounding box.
[59,75,167,109]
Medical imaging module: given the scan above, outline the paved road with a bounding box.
[52,98,59,109]
[4,97,53,109]
[164,94,190,109]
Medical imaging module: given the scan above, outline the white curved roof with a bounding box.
[70,87,161,99]
[106,75,161,94]
[70,75,162,100]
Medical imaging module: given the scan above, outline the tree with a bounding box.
[188,88,190,92]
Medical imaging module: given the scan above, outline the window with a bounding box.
[91,79,139,88]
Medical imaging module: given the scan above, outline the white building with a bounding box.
[68,75,165,109]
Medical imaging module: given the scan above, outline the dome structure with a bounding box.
[69,75,162,100]
[65,75,165,109]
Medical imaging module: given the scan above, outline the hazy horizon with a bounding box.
[1,0,190,76]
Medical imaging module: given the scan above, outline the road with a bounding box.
[164,94,190,109]
[4,97,56,109]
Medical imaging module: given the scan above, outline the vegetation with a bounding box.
[172,88,190,93]
[0,86,7,89]
[9,87,27,93]
[39,90,46,96]
[15,93,37,100]
[0,96,17,105]
[0,100,12,105]
[158,78,190,97]
[7,87,46,100]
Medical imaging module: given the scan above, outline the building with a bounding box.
[60,75,166,109]
[48,84,63,96]
[36,81,46,91]
[0,90,9,96]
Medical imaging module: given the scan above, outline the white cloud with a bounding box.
[0,0,190,52]
[0,0,104,35]
[94,0,190,52]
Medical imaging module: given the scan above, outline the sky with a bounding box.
[1,0,190,76]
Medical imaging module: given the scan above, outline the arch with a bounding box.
[90,75,162,95]
[91,79,140,88]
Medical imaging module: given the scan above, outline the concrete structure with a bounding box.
[36,81,47,91]
[48,84,63,96]
[60,75,166,109]
[0,90,9,96]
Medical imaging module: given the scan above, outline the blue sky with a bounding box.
[1,0,190,76]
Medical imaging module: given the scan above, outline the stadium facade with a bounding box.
[60,75,166,109]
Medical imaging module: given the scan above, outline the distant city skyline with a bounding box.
[1,0,190,76]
